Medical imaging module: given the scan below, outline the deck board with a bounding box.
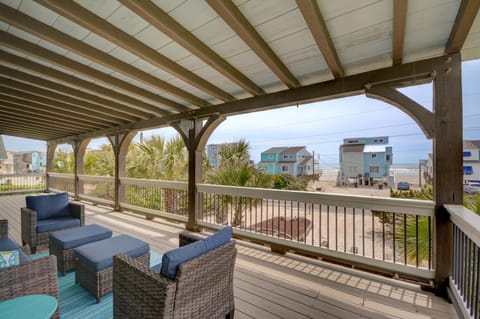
[0,194,457,319]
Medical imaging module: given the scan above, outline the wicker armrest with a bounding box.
[113,253,177,319]
[68,202,85,226]
[0,255,59,318]
[20,207,37,246]
[0,219,7,239]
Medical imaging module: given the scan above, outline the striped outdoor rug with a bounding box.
[33,251,163,319]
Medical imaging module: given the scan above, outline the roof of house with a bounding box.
[464,140,480,149]
[0,135,7,160]
[262,147,288,155]
[283,146,306,154]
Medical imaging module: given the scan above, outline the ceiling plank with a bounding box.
[36,0,235,102]
[0,77,138,123]
[445,0,480,54]
[392,0,408,65]
[0,33,186,113]
[0,86,124,126]
[296,0,344,77]
[0,100,105,130]
[0,65,153,120]
[0,112,82,134]
[206,0,299,89]
[119,0,263,96]
[0,93,118,127]
[0,125,62,139]
[0,51,169,117]
[0,3,208,107]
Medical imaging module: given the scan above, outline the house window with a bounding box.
[282,165,289,172]
[371,154,377,159]
[369,166,379,173]
[386,154,391,161]
[269,154,273,159]
[464,166,473,175]
[463,151,471,157]
[283,154,289,159]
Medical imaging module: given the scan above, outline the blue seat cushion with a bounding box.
[36,217,80,233]
[26,192,71,220]
[160,226,232,280]
[74,235,149,272]
[49,224,112,249]
[0,238,32,263]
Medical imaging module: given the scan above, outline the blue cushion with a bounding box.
[0,238,32,263]
[36,217,80,233]
[160,226,232,280]
[26,192,71,220]
[0,250,20,268]
[49,224,112,249]
[74,235,149,272]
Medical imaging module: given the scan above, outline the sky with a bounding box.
[2,59,479,167]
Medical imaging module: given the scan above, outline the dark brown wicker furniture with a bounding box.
[113,231,237,319]
[0,219,60,319]
[21,193,85,254]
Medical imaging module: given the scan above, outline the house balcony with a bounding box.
[1,175,477,318]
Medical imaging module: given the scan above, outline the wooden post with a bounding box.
[45,142,56,191]
[432,53,463,297]
[72,139,89,200]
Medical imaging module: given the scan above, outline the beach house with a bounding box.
[257,146,315,176]
[463,140,480,182]
[339,137,393,186]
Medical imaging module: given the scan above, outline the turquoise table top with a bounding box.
[0,294,58,319]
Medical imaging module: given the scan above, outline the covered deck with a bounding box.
[0,194,457,319]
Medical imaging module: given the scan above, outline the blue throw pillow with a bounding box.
[160,226,232,280]
[0,250,20,269]
[26,192,70,220]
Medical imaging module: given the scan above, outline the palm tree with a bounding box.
[53,147,74,173]
[206,140,272,226]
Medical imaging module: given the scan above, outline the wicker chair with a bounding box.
[113,231,237,319]
[21,192,85,253]
[0,220,60,319]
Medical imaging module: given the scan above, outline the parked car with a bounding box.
[463,182,480,194]
[397,182,410,191]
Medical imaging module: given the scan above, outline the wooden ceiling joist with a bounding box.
[445,0,480,54]
[296,0,344,78]
[0,86,125,126]
[119,0,263,96]
[0,51,168,117]
[0,96,106,130]
[35,0,235,103]
[207,0,299,89]
[392,0,408,65]
[0,77,137,123]
[0,94,117,127]
[0,112,83,134]
[0,3,208,107]
[0,66,153,120]
[0,124,62,139]
[0,32,187,113]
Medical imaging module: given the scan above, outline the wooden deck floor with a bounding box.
[0,194,457,319]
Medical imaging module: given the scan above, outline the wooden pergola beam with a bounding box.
[296,0,344,78]
[0,112,83,134]
[207,0,299,89]
[0,125,62,140]
[119,0,263,97]
[0,77,137,123]
[0,51,169,117]
[0,93,116,127]
[0,3,207,107]
[392,0,408,65]
[446,0,480,54]
[35,0,235,103]
[0,86,123,126]
[0,33,187,113]
[0,65,153,120]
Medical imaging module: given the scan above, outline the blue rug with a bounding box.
[33,251,163,319]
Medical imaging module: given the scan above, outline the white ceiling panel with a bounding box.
[108,46,140,65]
[107,5,149,36]
[149,68,174,83]
[157,41,192,63]
[82,33,116,53]
[192,65,243,95]
[150,0,186,14]
[168,0,217,31]
[0,21,9,31]
[87,61,116,76]
[0,47,28,58]
[192,17,235,47]
[52,16,90,41]
[64,51,94,67]
[237,0,297,26]
[37,39,69,56]
[131,59,158,75]
[0,0,21,9]
[7,25,41,44]
[75,0,121,19]
[18,0,58,26]
[175,54,206,72]
[135,25,172,51]
[462,13,480,60]
[253,9,307,43]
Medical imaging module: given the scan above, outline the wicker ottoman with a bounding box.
[49,224,112,275]
[74,235,150,303]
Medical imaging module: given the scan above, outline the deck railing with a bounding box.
[48,173,74,195]
[77,175,115,205]
[446,204,480,319]
[198,184,435,280]
[0,173,46,194]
